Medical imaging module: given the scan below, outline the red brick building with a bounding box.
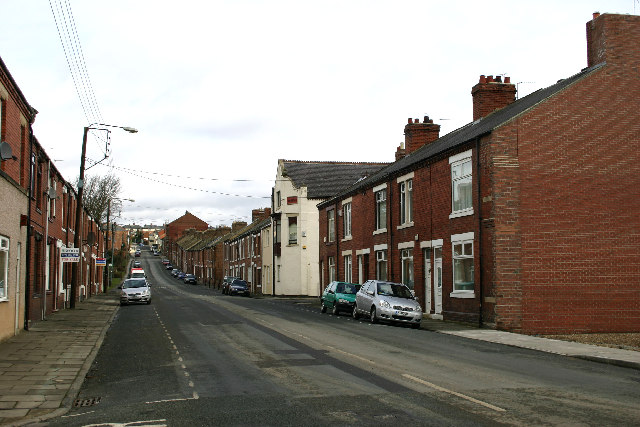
[318,13,640,334]
[164,211,208,265]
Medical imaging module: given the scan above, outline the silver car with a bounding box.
[119,278,152,306]
[353,280,422,328]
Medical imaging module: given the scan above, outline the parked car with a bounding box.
[161,259,170,265]
[352,280,422,328]
[227,279,250,296]
[171,268,180,277]
[177,271,186,280]
[166,263,174,270]
[119,278,151,306]
[183,274,197,285]
[133,260,142,268]
[221,276,239,294]
[134,250,141,257]
[130,268,145,279]
[321,281,360,315]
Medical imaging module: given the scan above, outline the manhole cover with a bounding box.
[74,397,101,407]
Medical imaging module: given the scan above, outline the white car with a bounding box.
[353,280,422,328]
[119,278,152,305]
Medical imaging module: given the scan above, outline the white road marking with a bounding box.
[403,374,506,412]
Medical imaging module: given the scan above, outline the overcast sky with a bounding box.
[1,1,637,227]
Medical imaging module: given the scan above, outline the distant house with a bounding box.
[271,159,389,296]
[318,13,640,334]
[164,211,208,265]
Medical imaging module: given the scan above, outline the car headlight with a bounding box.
[415,304,422,312]
[121,291,127,297]
[379,300,391,309]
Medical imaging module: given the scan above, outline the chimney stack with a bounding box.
[252,208,271,222]
[471,74,517,121]
[587,13,640,68]
[232,221,247,232]
[402,115,440,156]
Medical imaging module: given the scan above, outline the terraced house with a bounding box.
[318,13,640,334]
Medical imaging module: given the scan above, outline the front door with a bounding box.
[433,246,443,315]
[357,255,363,284]
[424,248,432,313]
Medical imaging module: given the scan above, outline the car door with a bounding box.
[357,281,373,313]
[326,282,337,308]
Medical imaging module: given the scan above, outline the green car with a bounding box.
[320,281,361,315]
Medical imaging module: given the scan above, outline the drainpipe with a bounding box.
[476,136,484,328]
[335,201,340,281]
[24,125,34,330]
[388,179,393,280]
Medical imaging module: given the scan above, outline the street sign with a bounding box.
[60,247,80,263]
[96,258,106,267]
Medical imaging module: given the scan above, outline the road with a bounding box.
[45,251,640,426]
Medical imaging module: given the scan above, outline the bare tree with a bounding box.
[75,174,122,225]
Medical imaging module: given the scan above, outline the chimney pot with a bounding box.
[593,12,600,20]
[414,118,419,124]
[487,75,494,82]
[496,75,502,83]
[479,75,486,83]
[407,118,412,124]
[423,115,429,123]
[504,76,511,84]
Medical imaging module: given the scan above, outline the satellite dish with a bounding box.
[0,141,13,161]
[47,187,57,199]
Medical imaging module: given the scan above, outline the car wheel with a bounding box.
[332,303,340,316]
[147,300,151,305]
[370,306,378,324]
[321,301,327,313]
[352,304,360,320]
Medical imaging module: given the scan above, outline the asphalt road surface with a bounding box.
[45,252,640,426]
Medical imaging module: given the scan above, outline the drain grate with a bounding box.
[74,397,101,407]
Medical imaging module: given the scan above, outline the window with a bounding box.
[344,254,352,282]
[0,236,8,301]
[49,180,56,219]
[399,179,413,225]
[376,250,387,281]
[275,191,281,209]
[450,152,473,215]
[343,203,352,238]
[288,217,297,245]
[401,248,414,290]
[452,234,474,293]
[327,209,335,242]
[375,189,387,230]
[328,257,335,282]
[274,219,281,244]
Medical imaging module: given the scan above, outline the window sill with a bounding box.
[0,298,8,303]
[450,291,475,299]
[449,209,474,219]
[341,236,352,242]
[396,222,414,230]
[373,228,387,236]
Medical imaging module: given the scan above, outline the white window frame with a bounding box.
[450,232,475,298]
[375,250,387,281]
[342,202,352,239]
[327,209,335,242]
[0,236,8,301]
[398,177,413,228]
[288,216,298,245]
[344,254,352,283]
[375,188,387,232]
[400,248,414,290]
[449,150,474,218]
[328,256,335,283]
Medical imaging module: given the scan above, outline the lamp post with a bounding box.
[105,197,134,292]
[70,123,137,308]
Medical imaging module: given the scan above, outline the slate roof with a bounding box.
[281,161,390,199]
[319,63,606,208]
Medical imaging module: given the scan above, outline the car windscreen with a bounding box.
[336,283,358,294]
[232,280,247,286]
[376,283,413,298]
[123,280,147,289]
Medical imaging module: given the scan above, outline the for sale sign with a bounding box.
[61,248,80,263]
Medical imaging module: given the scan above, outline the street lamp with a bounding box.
[70,123,137,308]
[105,197,135,292]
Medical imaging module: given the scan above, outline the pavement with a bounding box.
[0,294,639,427]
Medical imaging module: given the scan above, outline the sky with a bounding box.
[1,0,637,228]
